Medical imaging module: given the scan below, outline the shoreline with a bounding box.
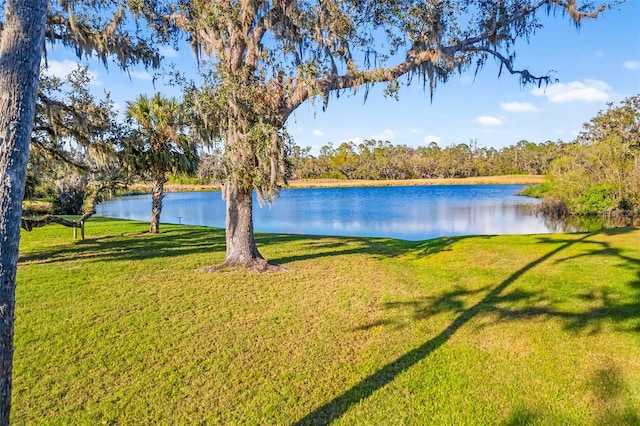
[286,175,545,188]
[134,175,546,193]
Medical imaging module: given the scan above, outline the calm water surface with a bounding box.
[97,184,557,241]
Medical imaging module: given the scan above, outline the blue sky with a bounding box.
[45,1,640,155]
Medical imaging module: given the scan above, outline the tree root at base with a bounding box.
[201,258,288,274]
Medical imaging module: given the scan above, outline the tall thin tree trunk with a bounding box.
[0,1,47,422]
[150,174,166,234]
[222,180,267,270]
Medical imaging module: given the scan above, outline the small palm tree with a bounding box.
[125,93,198,233]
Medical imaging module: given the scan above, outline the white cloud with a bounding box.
[500,102,540,112]
[423,135,441,144]
[43,59,77,79]
[312,129,324,137]
[531,79,611,103]
[410,128,420,134]
[624,60,640,70]
[475,116,503,126]
[43,59,101,85]
[158,46,179,58]
[129,70,153,81]
[370,128,396,141]
[460,75,473,84]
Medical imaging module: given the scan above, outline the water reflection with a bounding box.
[540,212,638,234]
[96,185,619,241]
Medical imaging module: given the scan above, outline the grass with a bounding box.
[126,174,546,194]
[14,218,640,424]
[287,174,546,188]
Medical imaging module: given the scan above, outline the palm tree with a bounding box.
[125,93,198,233]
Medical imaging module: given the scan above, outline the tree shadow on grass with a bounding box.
[19,218,462,269]
[19,220,226,266]
[589,362,640,425]
[501,407,544,426]
[488,231,640,334]
[261,233,461,266]
[295,228,640,425]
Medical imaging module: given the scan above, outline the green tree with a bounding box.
[125,93,198,234]
[31,66,118,169]
[23,65,126,221]
[548,95,640,215]
[288,145,312,179]
[414,142,444,178]
[170,0,613,270]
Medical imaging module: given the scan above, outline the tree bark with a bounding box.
[0,0,48,423]
[220,180,268,271]
[149,174,166,234]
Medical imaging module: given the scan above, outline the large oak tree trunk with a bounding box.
[222,180,267,271]
[0,0,47,422]
[150,174,166,234]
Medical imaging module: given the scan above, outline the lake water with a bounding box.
[95,184,564,241]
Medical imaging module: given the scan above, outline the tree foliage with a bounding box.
[32,66,121,168]
[124,93,198,178]
[542,95,640,215]
[43,0,171,69]
[23,64,130,232]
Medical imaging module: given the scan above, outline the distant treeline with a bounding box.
[192,95,640,220]
[285,139,566,180]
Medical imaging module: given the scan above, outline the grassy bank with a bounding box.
[287,174,546,188]
[14,219,639,424]
[128,174,545,193]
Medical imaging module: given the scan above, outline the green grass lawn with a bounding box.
[14,218,640,424]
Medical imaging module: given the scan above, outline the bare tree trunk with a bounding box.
[0,0,47,422]
[220,180,269,271]
[150,174,166,234]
